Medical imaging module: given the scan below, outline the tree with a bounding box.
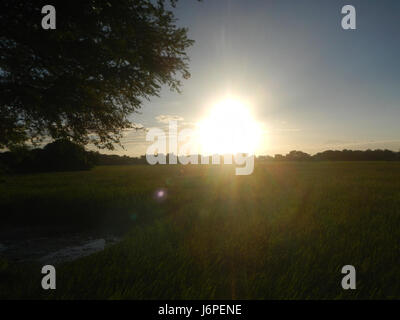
[0,140,98,173]
[42,139,98,171]
[285,150,311,161]
[0,0,195,149]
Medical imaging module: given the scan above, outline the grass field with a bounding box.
[1,162,400,299]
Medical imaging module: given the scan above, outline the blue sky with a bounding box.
[113,0,400,156]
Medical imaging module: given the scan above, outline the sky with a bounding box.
[108,0,400,157]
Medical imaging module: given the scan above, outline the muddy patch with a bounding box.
[0,226,121,264]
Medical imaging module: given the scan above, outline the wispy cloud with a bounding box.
[272,128,302,133]
[155,115,184,124]
[121,123,147,137]
[323,139,400,149]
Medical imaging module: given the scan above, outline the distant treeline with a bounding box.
[1,140,400,174]
[97,153,147,166]
[99,149,400,165]
[258,149,400,162]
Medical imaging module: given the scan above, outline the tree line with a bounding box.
[0,139,150,174]
[257,149,400,162]
[1,141,400,174]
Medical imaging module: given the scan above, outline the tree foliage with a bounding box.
[0,139,99,173]
[0,0,194,149]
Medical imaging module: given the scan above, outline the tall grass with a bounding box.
[1,162,400,299]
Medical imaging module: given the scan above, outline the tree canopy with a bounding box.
[0,139,99,173]
[0,0,194,149]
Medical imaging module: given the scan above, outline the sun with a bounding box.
[196,98,262,155]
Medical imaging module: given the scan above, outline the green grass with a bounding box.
[1,162,400,299]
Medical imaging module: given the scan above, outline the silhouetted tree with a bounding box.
[42,139,97,171]
[285,150,311,161]
[0,140,97,173]
[0,0,195,149]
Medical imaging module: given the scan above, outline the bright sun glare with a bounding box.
[196,98,262,155]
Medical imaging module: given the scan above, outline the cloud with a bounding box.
[270,128,302,133]
[331,139,400,147]
[182,121,196,127]
[121,123,147,136]
[155,115,184,124]
[323,140,351,146]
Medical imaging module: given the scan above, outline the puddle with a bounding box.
[0,227,122,264]
[39,238,120,264]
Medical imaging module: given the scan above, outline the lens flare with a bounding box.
[154,188,167,201]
